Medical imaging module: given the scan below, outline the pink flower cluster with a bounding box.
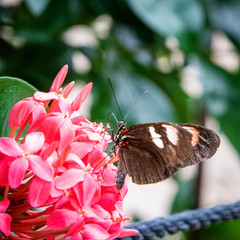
[0,65,138,239]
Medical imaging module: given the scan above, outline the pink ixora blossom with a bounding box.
[0,200,12,237]
[0,65,138,239]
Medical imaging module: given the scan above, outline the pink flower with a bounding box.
[0,200,12,237]
[40,112,75,154]
[8,97,47,136]
[0,132,53,188]
[0,65,138,239]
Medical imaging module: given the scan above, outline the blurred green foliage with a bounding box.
[0,77,37,137]
[1,0,240,239]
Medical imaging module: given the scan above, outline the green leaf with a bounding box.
[130,61,190,123]
[90,64,176,131]
[189,56,240,154]
[127,0,204,36]
[0,77,37,137]
[207,0,240,46]
[110,67,176,127]
[201,220,240,240]
[171,176,196,213]
[25,0,51,16]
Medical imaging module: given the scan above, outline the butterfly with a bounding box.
[113,120,220,190]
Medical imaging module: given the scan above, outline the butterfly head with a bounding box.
[117,120,126,130]
[113,120,128,149]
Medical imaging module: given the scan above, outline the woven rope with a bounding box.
[115,201,240,240]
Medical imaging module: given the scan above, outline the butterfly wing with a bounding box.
[176,123,220,167]
[116,122,220,189]
[117,141,178,187]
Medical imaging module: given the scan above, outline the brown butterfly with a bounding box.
[114,121,220,190]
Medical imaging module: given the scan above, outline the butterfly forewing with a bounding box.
[115,122,220,189]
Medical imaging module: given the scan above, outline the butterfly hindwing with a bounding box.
[116,122,220,189]
[117,143,178,187]
[176,123,220,167]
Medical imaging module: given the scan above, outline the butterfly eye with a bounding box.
[117,120,125,128]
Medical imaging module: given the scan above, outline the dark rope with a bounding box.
[115,201,240,240]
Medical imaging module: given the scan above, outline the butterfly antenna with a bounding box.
[107,112,119,124]
[124,90,149,121]
[108,78,124,120]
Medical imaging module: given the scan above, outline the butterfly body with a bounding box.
[114,122,220,190]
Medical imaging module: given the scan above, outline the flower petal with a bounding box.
[28,177,51,207]
[34,91,58,101]
[40,113,62,143]
[46,235,55,240]
[40,142,58,160]
[71,115,91,125]
[50,180,64,198]
[0,213,12,236]
[24,132,45,153]
[9,157,28,188]
[0,138,23,156]
[55,169,85,190]
[27,103,47,132]
[47,209,79,230]
[98,193,118,212]
[117,228,139,238]
[65,233,83,240]
[107,222,123,238]
[73,174,97,207]
[71,82,93,112]
[82,174,97,206]
[83,223,110,240]
[0,200,10,213]
[58,118,75,153]
[63,218,84,239]
[71,142,95,159]
[58,98,72,115]
[91,204,111,220]
[100,167,116,186]
[8,98,34,128]
[115,201,124,218]
[28,155,53,182]
[65,153,85,169]
[50,65,68,92]
[0,157,11,186]
[62,81,75,98]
